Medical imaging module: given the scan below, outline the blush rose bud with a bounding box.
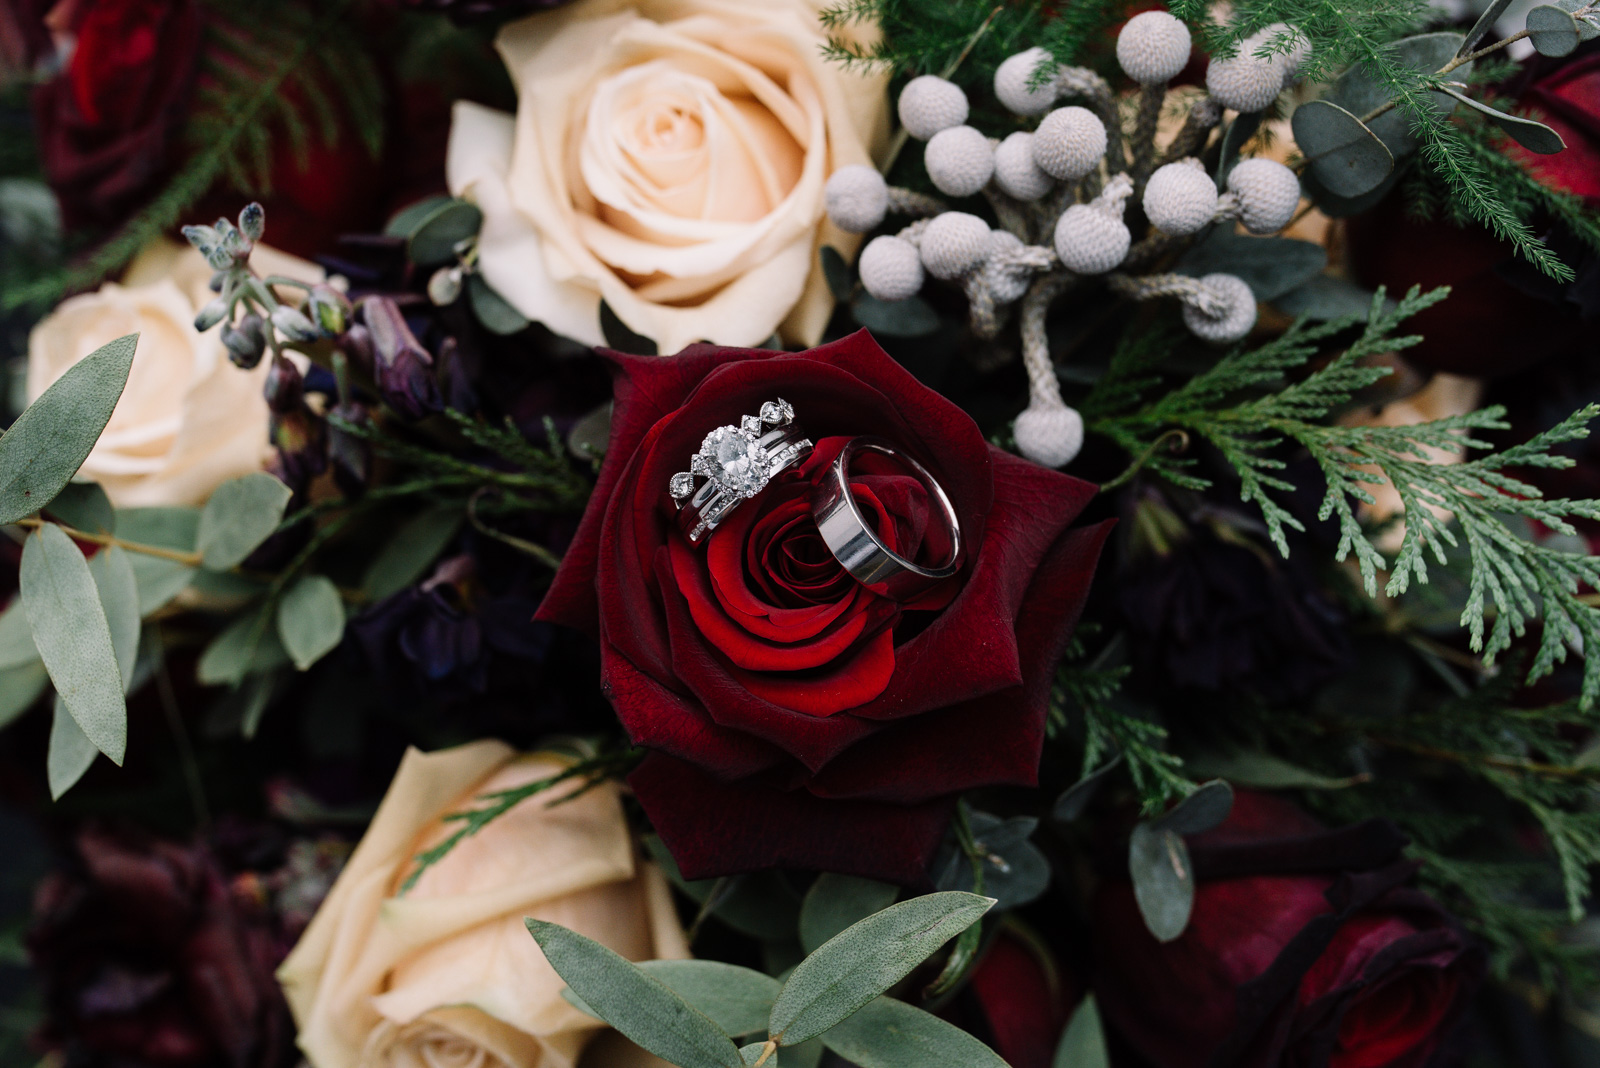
[270,304,321,344]
[221,313,267,369]
[364,296,443,421]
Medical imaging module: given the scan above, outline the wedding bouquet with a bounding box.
[3,0,1600,1065]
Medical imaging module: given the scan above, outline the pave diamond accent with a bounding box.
[740,414,763,434]
[669,472,696,499]
[697,425,770,499]
[760,399,794,426]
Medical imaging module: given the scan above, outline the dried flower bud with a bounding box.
[1143,159,1219,236]
[238,201,265,242]
[1117,11,1192,86]
[919,212,991,280]
[264,354,305,413]
[924,125,995,198]
[306,283,352,335]
[364,296,443,421]
[825,165,889,234]
[898,75,968,140]
[428,266,464,306]
[994,48,1059,117]
[858,235,925,301]
[271,304,321,343]
[222,313,267,369]
[193,297,228,332]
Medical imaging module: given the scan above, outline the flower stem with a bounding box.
[11,517,203,566]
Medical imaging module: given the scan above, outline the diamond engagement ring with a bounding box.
[810,436,962,601]
[670,399,813,546]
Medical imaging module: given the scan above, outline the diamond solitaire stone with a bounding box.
[760,399,794,426]
[698,425,769,498]
[669,472,696,499]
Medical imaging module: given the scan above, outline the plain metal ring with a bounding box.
[810,436,961,601]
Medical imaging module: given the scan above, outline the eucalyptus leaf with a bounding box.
[468,274,531,335]
[1053,755,1124,822]
[47,695,98,800]
[197,610,289,687]
[45,481,113,535]
[1462,0,1518,52]
[1300,167,1403,218]
[820,246,854,301]
[799,875,898,955]
[276,575,345,670]
[0,660,49,729]
[1154,780,1234,835]
[1128,822,1194,942]
[361,502,463,601]
[88,546,139,690]
[1185,750,1369,789]
[639,961,781,1038]
[408,200,483,267]
[1053,995,1110,1068]
[526,919,744,1068]
[1290,100,1394,199]
[568,401,612,460]
[21,524,125,764]
[385,196,453,238]
[645,836,803,942]
[934,813,1051,910]
[821,996,1009,1068]
[1175,231,1327,302]
[1272,275,1392,320]
[0,597,37,671]
[600,301,659,356]
[767,891,992,1046]
[197,473,292,570]
[116,507,200,614]
[1216,112,1263,187]
[850,294,940,338]
[1323,33,1470,157]
[1527,4,1581,55]
[738,1044,772,1066]
[0,333,137,525]
[1437,85,1566,153]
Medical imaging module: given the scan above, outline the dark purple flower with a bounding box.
[362,297,442,421]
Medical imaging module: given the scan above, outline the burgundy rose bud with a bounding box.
[363,296,443,421]
[1092,791,1484,1068]
[222,313,267,369]
[263,354,304,414]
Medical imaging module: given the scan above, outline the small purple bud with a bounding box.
[338,323,375,376]
[271,408,328,486]
[364,296,442,421]
[264,355,304,413]
[222,313,267,369]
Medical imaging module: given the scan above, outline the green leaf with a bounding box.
[0,333,137,525]
[822,996,1008,1068]
[1154,779,1233,834]
[45,481,113,535]
[645,836,804,942]
[640,961,781,1038]
[275,575,345,670]
[197,610,289,687]
[1527,4,1581,56]
[526,919,744,1068]
[385,195,454,238]
[934,812,1052,910]
[467,274,531,335]
[1184,750,1369,789]
[850,294,940,338]
[0,661,49,729]
[1289,100,1394,199]
[0,597,38,671]
[738,1044,772,1066]
[20,525,125,764]
[1175,232,1327,302]
[1462,0,1517,53]
[116,507,200,614]
[820,246,854,301]
[568,401,613,460]
[1053,995,1110,1068]
[88,546,140,690]
[1272,276,1392,320]
[408,199,483,267]
[1216,112,1263,187]
[360,501,462,601]
[1437,85,1566,154]
[767,892,993,1046]
[197,473,292,570]
[47,695,98,800]
[1128,821,1193,942]
[799,875,899,955]
[1324,33,1470,157]
[600,300,659,356]
[1053,755,1124,822]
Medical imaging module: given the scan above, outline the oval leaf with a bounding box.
[0,596,38,671]
[1053,995,1110,1068]
[639,960,781,1038]
[0,333,136,525]
[1527,4,1581,55]
[527,920,743,1068]
[47,695,99,800]
[1128,822,1194,943]
[0,660,49,729]
[799,875,899,955]
[1437,84,1567,153]
[850,294,940,338]
[197,610,289,687]
[767,891,993,1047]
[1155,779,1234,835]
[1291,100,1395,199]
[1054,755,1125,822]
[361,502,463,601]
[117,507,200,614]
[467,274,531,335]
[45,481,114,535]
[88,546,140,690]
[276,575,345,670]
[408,199,483,267]
[822,996,1009,1068]
[21,524,125,765]
[198,473,292,570]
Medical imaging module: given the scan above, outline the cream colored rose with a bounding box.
[25,238,322,508]
[278,741,689,1068]
[447,0,889,355]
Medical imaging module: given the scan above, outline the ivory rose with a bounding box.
[446,0,889,354]
[26,238,321,508]
[277,741,688,1068]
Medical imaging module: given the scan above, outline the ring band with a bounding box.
[810,436,962,600]
[670,400,813,547]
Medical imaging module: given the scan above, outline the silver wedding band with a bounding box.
[810,436,961,601]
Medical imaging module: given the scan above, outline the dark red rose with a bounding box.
[1506,51,1600,204]
[967,929,1080,1068]
[28,825,293,1068]
[1092,792,1483,1068]
[537,331,1111,882]
[32,0,203,229]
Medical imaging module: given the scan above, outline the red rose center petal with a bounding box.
[1328,966,1454,1068]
